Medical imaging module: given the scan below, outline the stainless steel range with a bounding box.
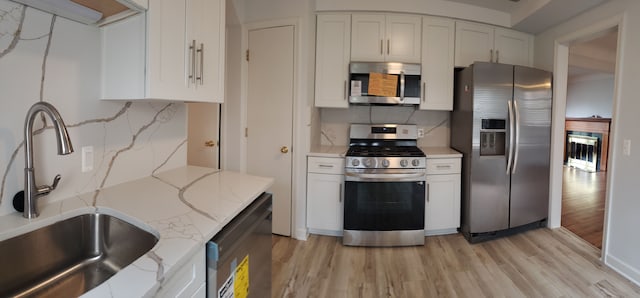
[343,124,426,247]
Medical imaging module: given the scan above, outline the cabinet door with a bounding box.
[147,0,191,99]
[307,173,344,234]
[315,14,350,108]
[188,0,225,102]
[351,14,385,62]
[454,21,494,68]
[425,174,461,232]
[420,17,454,110]
[494,28,532,66]
[385,14,422,63]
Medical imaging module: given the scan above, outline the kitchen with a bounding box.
[1,0,640,297]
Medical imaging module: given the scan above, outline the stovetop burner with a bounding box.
[346,146,425,157]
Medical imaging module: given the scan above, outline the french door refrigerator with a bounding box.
[451,62,552,243]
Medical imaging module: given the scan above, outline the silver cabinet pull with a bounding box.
[190,40,197,83]
[422,81,426,103]
[426,183,430,203]
[344,80,347,100]
[387,39,390,55]
[380,39,383,55]
[490,49,494,63]
[197,43,204,84]
[436,165,451,169]
[339,182,343,203]
[496,50,500,63]
[318,164,334,168]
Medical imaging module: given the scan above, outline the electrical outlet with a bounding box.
[623,139,631,156]
[417,128,425,138]
[82,146,94,172]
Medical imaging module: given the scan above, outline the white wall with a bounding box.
[535,0,640,286]
[0,2,186,216]
[566,73,614,118]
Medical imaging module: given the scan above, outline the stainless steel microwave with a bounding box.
[348,62,421,105]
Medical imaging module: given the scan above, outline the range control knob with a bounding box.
[363,158,373,167]
[400,159,408,167]
[382,159,390,167]
[412,159,421,167]
[351,159,360,167]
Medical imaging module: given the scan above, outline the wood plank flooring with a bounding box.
[562,166,606,249]
[272,229,640,297]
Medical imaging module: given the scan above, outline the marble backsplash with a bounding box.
[0,2,186,216]
[320,105,450,147]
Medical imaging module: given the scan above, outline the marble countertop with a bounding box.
[421,147,462,158]
[308,145,348,158]
[0,166,274,297]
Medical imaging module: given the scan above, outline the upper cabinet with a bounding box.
[101,0,225,102]
[351,14,422,63]
[315,14,351,108]
[420,16,455,111]
[455,21,533,68]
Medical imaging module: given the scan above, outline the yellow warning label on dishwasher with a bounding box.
[234,255,249,298]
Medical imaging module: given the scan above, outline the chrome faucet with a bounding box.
[23,101,74,218]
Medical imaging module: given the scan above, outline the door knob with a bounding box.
[204,140,216,147]
[280,146,289,154]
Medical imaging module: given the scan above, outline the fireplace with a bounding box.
[567,134,598,172]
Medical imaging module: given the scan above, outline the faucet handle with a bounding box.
[51,174,61,190]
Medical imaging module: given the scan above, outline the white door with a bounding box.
[187,102,220,168]
[246,26,294,236]
[351,14,386,62]
[494,28,532,66]
[385,14,422,63]
[314,14,351,108]
[420,16,455,111]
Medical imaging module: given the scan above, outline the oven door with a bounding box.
[343,169,425,231]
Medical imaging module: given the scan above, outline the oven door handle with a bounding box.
[345,172,426,182]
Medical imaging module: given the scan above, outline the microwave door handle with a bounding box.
[400,71,405,102]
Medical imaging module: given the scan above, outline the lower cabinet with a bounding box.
[425,157,461,235]
[156,247,206,297]
[306,156,345,236]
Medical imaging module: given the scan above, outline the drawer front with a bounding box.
[426,158,461,174]
[308,157,345,174]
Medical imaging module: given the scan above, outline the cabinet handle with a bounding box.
[496,50,500,63]
[189,40,196,83]
[339,182,343,203]
[436,165,452,169]
[318,164,334,168]
[197,43,204,84]
[380,40,383,55]
[344,80,347,101]
[387,39,390,55]
[490,49,494,63]
[422,81,426,103]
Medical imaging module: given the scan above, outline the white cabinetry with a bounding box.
[351,14,421,63]
[156,247,206,297]
[306,157,345,236]
[315,14,351,108]
[420,16,455,111]
[425,157,461,235]
[455,21,532,67]
[101,0,225,102]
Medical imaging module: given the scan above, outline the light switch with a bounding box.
[82,146,94,172]
[623,139,631,156]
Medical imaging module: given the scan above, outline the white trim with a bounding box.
[606,254,640,288]
[550,14,624,262]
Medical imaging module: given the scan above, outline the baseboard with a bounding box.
[605,254,640,287]
[307,228,343,237]
[425,228,459,236]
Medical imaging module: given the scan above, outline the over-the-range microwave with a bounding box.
[348,62,421,106]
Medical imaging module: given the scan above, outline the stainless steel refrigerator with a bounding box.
[451,62,552,243]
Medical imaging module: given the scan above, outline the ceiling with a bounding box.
[444,0,609,34]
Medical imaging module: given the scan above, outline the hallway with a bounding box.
[561,166,606,249]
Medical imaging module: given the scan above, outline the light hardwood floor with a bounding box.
[272,229,640,297]
[562,166,606,249]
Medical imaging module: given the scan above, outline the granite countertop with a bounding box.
[421,147,462,158]
[308,145,348,158]
[0,166,274,297]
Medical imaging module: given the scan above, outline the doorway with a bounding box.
[246,25,295,236]
[187,102,221,169]
[550,17,622,257]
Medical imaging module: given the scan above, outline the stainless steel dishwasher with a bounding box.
[206,192,272,298]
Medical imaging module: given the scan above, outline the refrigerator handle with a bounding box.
[512,99,521,174]
[506,100,515,175]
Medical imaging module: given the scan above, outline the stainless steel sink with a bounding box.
[0,213,159,297]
